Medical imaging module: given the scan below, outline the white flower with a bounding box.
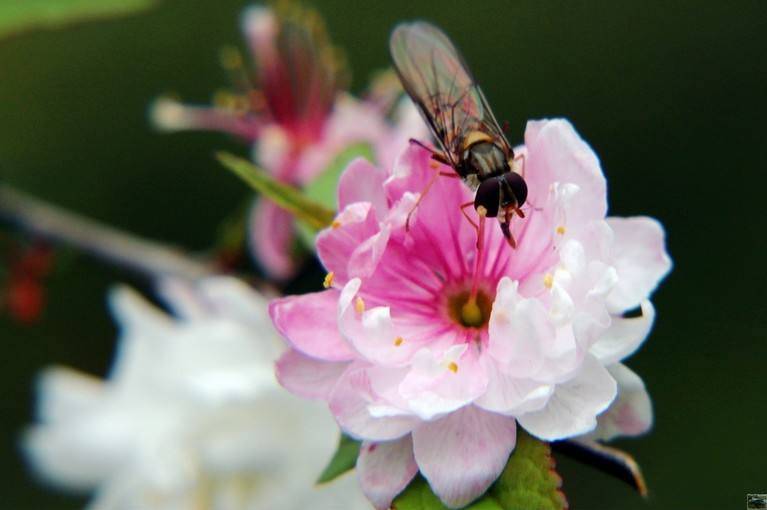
[23,277,371,510]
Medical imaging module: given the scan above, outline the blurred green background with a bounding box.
[1,0,765,508]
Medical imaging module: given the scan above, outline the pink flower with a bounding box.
[150,5,426,280]
[270,118,671,508]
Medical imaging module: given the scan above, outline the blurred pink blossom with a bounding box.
[270,119,671,508]
[151,5,426,280]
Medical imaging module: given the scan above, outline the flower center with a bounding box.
[447,289,492,328]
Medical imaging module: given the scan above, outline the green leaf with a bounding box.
[303,142,375,211]
[392,477,503,510]
[317,434,361,484]
[489,430,567,510]
[216,152,335,232]
[393,430,567,510]
[0,0,156,39]
[296,143,375,248]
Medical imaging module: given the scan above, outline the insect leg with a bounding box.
[405,169,440,231]
[409,138,453,166]
[409,138,437,154]
[459,201,479,232]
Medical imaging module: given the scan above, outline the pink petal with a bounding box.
[412,406,516,508]
[523,119,606,226]
[590,363,652,441]
[517,354,617,441]
[269,290,355,361]
[241,6,277,62]
[374,98,430,173]
[606,216,672,313]
[317,202,385,284]
[357,436,418,510]
[337,279,436,367]
[337,157,388,216]
[348,227,392,279]
[590,300,655,365]
[384,143,440,205]
[275,349,348,400]
[149,97,261,140]
[248,198,297,280]
[329,367,420,441]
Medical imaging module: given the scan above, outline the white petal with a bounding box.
[590,300,655,365]
[357,436,418,510]
[35,366,105,423]
[275,349,348,400]
[590,363,652,441]
[412,406,516,508]
[475,356,553,415]
[606,216,672,313]
[488,278,547,378]
[517,355,617,441]
[329,368,419,441]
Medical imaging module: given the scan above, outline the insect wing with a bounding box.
[389,22,511,165]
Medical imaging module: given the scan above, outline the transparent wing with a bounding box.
[389,21,511,165]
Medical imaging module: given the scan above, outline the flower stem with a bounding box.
[0,183,216,281]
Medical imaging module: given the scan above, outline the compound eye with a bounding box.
[474,179,501,217]
[504,172,528,207]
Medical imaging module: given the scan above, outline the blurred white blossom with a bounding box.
[23,276,371,510]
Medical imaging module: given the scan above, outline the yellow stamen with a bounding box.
[323,272,335,288]
[556,225,566,235]
[354,296,365,314]
[460,297,484,327]
[476,205,488,217]
[447,362,459,373]
[429,160,439,169]
[331,220,341,229]
[394,336,404,346]
[543,273,554,289]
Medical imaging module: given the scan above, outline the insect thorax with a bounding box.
[461,138,509,181]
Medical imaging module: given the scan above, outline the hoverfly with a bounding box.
[390,22,527,248]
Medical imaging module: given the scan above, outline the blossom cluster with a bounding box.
[24,277,371,510]
[18,3,672,510]
[151,4,425,280]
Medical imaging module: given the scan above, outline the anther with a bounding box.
[447,362,459,373]
[331,220,342,229]
[556,226,566,235]
[394,336,404,346]
[543,273,554,289]
[323,272,335,288]
[354,296,365,314]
